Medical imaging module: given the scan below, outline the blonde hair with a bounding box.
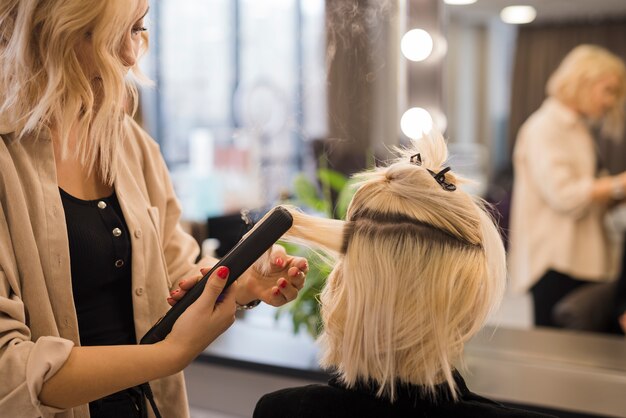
[282,131,506,401]
[546,44,626,140]
[0,0,150,184]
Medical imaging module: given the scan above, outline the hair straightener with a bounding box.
[140,206,293,345]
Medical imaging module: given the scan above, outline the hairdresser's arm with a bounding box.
[524,129,621,215]
[39,268,237,409]
[590,172,626,204]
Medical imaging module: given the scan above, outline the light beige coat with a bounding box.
[0,117,201,417]
[509,98,618,293]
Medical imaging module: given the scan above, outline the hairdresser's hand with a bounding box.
[167,246,307,307]
[167,271,206,306]
[239,245,308,307]
[619,312,626,334]
[161,266,237,367]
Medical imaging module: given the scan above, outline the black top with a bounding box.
[254,372,556,418]
[60,188,136,346]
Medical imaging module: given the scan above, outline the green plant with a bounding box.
[277,168,355,338]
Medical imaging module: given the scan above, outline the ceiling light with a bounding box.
[401,29,433,62]
[401,107,433,139]
[500,5,537,24]
[444,0,477,5]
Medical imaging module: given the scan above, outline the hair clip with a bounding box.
[410,153,422,165]
[409,153,456,192]
[428,167,456,192]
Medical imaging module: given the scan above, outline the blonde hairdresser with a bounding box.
[0,0,307,417]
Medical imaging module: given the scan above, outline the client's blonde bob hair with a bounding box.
[546,44,626,140]
[281,132,506,401]
[0,0,149,184]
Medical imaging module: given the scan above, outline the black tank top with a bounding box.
[60,188,136,346]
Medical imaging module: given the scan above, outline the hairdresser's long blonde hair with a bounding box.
[0,0,149,184]
[282,131,506,401]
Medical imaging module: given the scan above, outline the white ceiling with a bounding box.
[444,0,626,23]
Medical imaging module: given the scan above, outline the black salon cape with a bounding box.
[253,372,556,418]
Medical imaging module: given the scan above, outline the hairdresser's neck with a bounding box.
[51,123,113,200]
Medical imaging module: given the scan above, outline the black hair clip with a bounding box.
[429,167,456,191]
[409,153,456,192]
[410,153,423,165]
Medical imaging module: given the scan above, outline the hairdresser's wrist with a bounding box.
[156,339,195,372]
[234,276,258,306]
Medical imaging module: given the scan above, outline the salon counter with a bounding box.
[465,326,626,418]
[186,312,626,418]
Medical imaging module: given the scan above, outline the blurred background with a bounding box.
[136,0,626,324]
[134,2,626,416]
[137,0,626,232]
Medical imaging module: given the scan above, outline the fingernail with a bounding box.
[217,266,229,279]
[167,297,174,304]
[273,288,281,296]
[279,280,287,289]
[170,290,176,296]
[178,281,184,287]
[275,258,284,267]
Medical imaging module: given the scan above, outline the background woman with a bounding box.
[0,0,306,417]
[508,44,626,328]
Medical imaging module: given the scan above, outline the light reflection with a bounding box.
[401,107,433,138]
[500,5,537,24]
[401,29,434,62]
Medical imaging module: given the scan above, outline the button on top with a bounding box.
[135,287,144,296]
[134,230,142,239]
[115,259,124,268]
[97,201,107,209]
[112,228,122,237]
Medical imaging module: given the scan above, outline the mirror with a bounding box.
[442,0,626,333]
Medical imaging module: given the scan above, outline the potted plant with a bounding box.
[277,168,355,338]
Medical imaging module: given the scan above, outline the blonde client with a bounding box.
[255,133,554,417]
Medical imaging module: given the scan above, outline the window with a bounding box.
[141,0,326,220]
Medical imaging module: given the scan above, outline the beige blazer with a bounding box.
[508,98,617,293]
[0,117,202,417]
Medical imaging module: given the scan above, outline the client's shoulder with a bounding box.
[453,391,558,418]
[254,384,355,418]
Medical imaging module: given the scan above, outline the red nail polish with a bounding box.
[275,258,284,267]
[273,288,281,296]
[217,266,229,279]
[279,280,287,289]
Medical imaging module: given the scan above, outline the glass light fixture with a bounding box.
[401,29,433,62]
[443,0,477,5]
[401,107,433,139]
[500,5,537,24]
